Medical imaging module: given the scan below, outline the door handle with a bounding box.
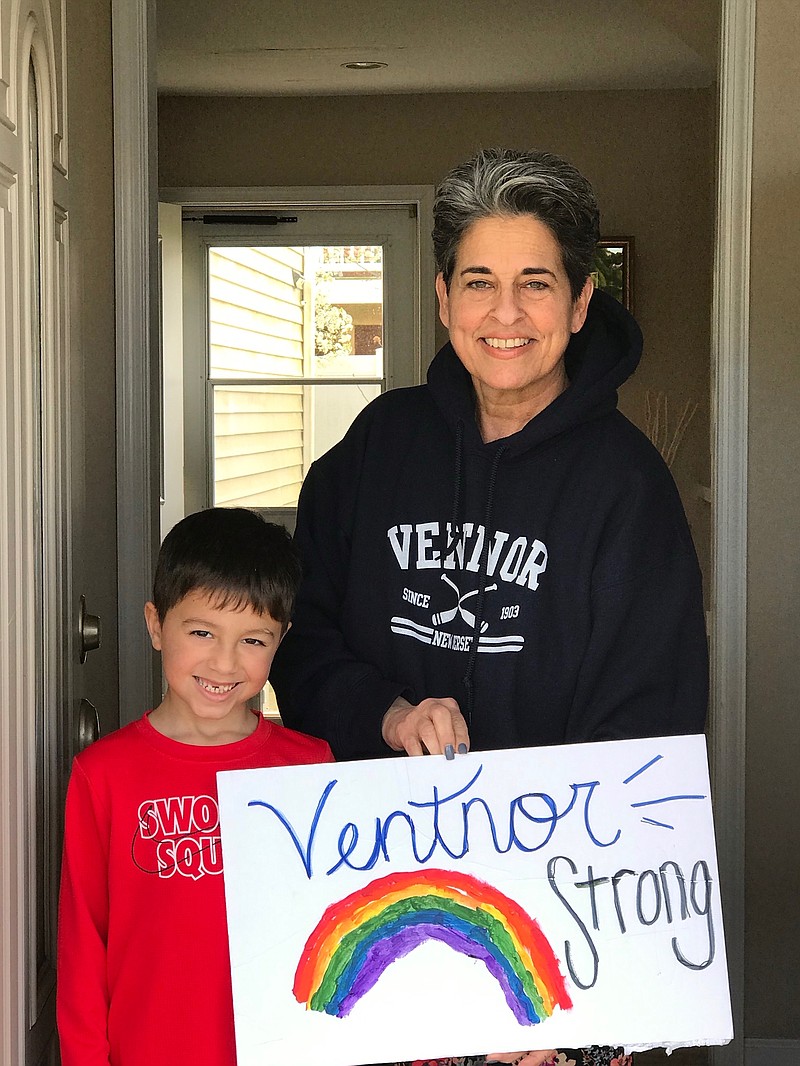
[77,698,100,750]
[78,594,101,664]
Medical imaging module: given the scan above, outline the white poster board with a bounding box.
[217,734,732,1066]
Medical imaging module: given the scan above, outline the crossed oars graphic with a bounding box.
[431,574,497,633]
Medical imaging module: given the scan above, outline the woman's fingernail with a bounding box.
[458,743,468,754]
[445,744,455,760]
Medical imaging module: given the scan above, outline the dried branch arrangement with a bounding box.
[644,389,698,469]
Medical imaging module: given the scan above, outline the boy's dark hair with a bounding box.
[152,508,301,627]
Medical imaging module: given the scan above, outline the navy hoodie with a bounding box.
[271,289,708,759]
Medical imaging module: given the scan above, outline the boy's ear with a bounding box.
[278,620,292,643]
[144,602,163,651]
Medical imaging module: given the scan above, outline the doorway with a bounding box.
[114,4,751,1065]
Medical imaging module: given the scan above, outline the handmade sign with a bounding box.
[217,734,732,1066]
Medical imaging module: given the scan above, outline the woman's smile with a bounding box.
[482,336,534,351]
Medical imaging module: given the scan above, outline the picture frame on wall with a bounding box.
[592,238,634,313]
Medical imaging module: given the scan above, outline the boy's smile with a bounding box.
[195,677,239,696]
[144,588,285,742]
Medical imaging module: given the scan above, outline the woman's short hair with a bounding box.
[433,147,600,300]
[152,507,301,627]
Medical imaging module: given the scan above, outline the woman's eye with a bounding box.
[523,279,548,291]
[466,279,491,290]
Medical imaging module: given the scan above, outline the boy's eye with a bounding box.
[242,637,267,647]
[190,629,212,638]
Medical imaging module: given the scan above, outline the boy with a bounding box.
[57,508,333,1066]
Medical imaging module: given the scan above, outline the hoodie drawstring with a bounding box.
[442,420,465,562]
[461,442,507,727]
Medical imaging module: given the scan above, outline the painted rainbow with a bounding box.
[293,868,572,1025]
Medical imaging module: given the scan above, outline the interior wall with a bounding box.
[746,0,800,1041]
[159,86,715,591]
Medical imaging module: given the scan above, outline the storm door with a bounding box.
[179,206,420,527]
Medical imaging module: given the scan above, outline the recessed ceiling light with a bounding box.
[341,61,388,71]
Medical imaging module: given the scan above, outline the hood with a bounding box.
[427,287,643,459]
[424,287,643,722]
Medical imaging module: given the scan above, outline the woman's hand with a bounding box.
[485,1051,558,1066]
[382,696,470,757]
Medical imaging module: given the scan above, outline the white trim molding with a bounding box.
[709,1,755,1065]
[112,0,159,722]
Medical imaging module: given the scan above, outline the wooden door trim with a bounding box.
[708,1,755,1063]
[111,0,159,720]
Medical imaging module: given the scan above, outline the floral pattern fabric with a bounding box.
[392,1051,633,1066]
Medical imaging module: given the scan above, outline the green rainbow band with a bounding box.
[293,869,571,1024]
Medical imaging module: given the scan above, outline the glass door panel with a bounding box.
[212,382,380,509]
[180,205,420,519]
[207,243,385,509]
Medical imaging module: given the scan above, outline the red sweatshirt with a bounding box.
[57,712,333,1066]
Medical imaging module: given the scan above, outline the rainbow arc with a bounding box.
[293,868,572,1025]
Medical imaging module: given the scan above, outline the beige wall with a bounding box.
[159,86,715,585]
[746,0,800,1041]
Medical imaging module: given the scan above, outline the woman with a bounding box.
[271,148,708,1065]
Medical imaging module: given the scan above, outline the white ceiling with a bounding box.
[157,0,719,97]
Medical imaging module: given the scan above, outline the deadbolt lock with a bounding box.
[78,594,101,664]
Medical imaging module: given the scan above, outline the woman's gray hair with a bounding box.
[433,147,600,301]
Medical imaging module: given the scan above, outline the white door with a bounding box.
[0,0,119,1063]
[173,204,426,528]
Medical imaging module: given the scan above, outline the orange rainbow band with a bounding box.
[293,868,572,1024]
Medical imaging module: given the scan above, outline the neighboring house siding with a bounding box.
[208,246,305,506]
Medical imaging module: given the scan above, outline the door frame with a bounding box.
[111,0,161,721]
[112,2,752,1062]
[709,3,754,1063]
